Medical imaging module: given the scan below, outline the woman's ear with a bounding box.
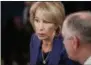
[55,26,58,30]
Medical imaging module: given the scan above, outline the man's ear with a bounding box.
[71,36,80,51]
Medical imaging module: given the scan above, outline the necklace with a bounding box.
[41,42,53,64]
[41,50,51,64]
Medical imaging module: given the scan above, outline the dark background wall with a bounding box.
[2,1,91,28]
[1,1,91,65]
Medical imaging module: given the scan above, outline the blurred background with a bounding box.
[1,1,91,65]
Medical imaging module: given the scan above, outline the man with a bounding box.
[62,11,91,65]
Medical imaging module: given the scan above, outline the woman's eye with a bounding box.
[44,20,51,23]
[34,18,39,23]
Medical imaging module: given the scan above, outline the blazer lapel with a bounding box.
[48,35,63,65]
[30,34,41,65]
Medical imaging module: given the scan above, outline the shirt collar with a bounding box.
[84,56,91,65]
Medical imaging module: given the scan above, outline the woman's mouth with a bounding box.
[38,33,45,37]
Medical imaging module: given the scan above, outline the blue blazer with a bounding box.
[30,34,81,65]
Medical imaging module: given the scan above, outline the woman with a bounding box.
[29,2,81,65]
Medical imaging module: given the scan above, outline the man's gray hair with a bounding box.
[65,11,91,43]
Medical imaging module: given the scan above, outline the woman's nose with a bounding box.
[39,22,44,30]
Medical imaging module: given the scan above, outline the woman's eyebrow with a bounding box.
[34,16,38,18]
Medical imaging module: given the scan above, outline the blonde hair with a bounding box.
[29,2,65,34]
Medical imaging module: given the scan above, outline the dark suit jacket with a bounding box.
[30,34,81,65]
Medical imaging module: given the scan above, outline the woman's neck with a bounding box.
[42,32,55,53]
[42,39,53,53]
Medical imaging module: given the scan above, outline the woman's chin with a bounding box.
[38,36,47,40]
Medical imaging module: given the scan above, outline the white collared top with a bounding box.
[84,56,91,65]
